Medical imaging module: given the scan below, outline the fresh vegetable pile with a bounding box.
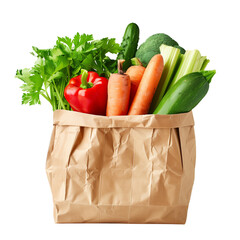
[16,23,216,115]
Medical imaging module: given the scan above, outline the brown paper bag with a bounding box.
[46,110,196,224]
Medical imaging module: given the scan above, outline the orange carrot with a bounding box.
[126,65,145,105]
[106,60,131,116]
[128,54,164,115]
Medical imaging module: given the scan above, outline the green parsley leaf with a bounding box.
[16,32,121,110]
[22,92,40,105]
[57,36,72,49]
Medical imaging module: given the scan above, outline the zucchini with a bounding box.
[153,70,216,114]
[117,23,139,71]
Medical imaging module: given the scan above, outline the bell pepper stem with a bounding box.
[80,69,88,88]
[80,69,93,89]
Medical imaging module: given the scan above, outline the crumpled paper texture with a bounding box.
[46,110,196,224]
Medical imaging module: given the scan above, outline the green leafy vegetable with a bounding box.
[16,33,121,111]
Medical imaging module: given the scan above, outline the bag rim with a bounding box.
[53,110,194,129]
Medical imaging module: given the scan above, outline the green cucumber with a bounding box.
[117,23,139,71]
[153,70,216,114]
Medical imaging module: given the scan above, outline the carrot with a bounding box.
[128,54,164,115]
[106,60,131,116]
[126,65,145,105]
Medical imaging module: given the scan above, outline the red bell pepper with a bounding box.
[64,70,108,115]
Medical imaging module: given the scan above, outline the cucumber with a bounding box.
[117,23,139,71]
[153,71,216,114]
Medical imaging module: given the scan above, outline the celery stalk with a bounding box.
[168,49,208,89]
[200,59,210,71]
[149,44,180,113]
[193,55,206,72]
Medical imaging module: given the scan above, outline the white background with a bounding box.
[1,0,240,239]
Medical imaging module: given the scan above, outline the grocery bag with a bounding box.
[46,110,196,223]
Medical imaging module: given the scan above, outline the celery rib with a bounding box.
[149,44,180,113]
[168,49,209,89]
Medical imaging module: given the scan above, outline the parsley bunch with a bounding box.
[16,33,121,111]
